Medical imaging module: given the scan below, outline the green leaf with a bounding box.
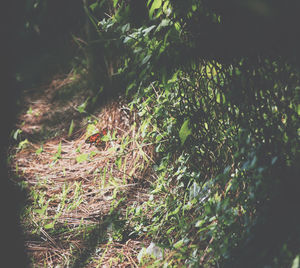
[142,25,156,36]
[68,120,74,137]
[89,2,98,11]
[168,70,179,83]
[76,153,89,163]
[17,139,29,151]
[173,239,184,249]
[292,255,300,268]
[35,204,47,215]
[57,142,62,156]
[195,220,205,228]
[167,226,176,234]
[27,106,33,115]
[216,92,221,103]
[149,0,162,18]
[36,145,43,155]
[189,181,201,200]
[174,22,181,32]
[158,18,171,29]
[44,221,55,229]
[179,119,192,145]
[116,157,122,169]
[141,54,151,65]
[86,124,98,137]
[121,23,130,33]
[113,0,119,7]
[77,98,89,113]
[13,129,22,140]
[90,151,97,157]
[271,156,278,165]
[169,205,181,216]
[123,36,133,44]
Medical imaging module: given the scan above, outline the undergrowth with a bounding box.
[88,1,300,266]
[125,61,300,267]
[10,0,300,267]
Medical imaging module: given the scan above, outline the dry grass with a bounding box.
[10,71,154,267]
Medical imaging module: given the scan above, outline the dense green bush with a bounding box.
[130,56,299,266]
[47,0,300,266]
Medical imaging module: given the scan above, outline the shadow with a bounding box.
[0,1,31,267]
[71,187,139,267]
[222,162,300,268]
[71,211,119,268]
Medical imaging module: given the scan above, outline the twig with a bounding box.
[32,220,58,248]
[199,237,214,265]
[124,252,139,268]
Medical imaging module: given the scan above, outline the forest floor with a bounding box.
[9,70,155,267]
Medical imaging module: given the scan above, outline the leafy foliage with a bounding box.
[18,0,300,267]
[85,1,300,266]
[130,59,299,266]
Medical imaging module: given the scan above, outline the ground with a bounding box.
[9,71,155,267]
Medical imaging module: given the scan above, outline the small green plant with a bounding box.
[36,144,43,154]
[12,128,22,140]
[17,139,30,151]
[76,153,89,163]
[68,120,74,136]
[51,141,62,165]
[77,97,90,113]
[27,106,33,115]
[179,119,192,146]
